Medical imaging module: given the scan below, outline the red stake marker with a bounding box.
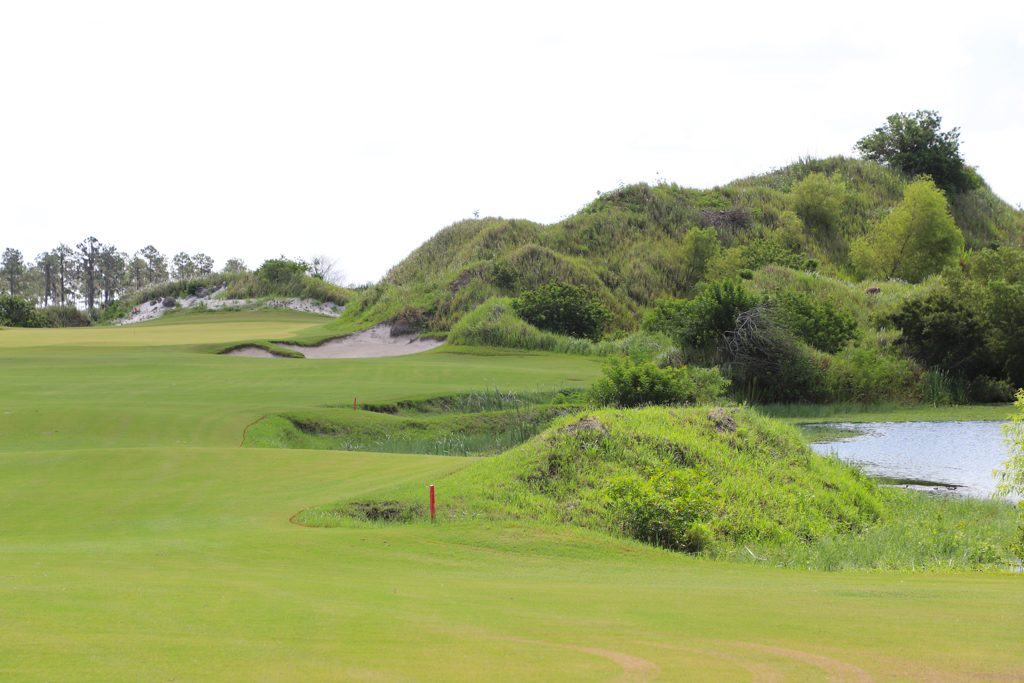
[353,397,357,411]
[429,484,436,522]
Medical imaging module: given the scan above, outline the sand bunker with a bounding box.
[224,345,280,358]
[278,324,444,358]
[118,287,343,325]
[224,324,444,359]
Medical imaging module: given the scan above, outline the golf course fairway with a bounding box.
[2,311,1022,681]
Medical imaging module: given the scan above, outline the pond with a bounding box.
[809,420,1015,498]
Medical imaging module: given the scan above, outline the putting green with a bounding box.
[1,311,1022,680]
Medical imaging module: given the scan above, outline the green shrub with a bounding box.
[256,258,307,285]
[0,295,47,327]
[604,468,713,551]
[39,305,92,328]
[721,305,825,402]
[791,171,847,238]
[823,336,920,403]
[98,300,130,324]
[890,288,995,380]
[968,376,1014,403]
[512,282,611,341]
[588,359,729,407]
[644,280,759,351]
[773,291,857,353]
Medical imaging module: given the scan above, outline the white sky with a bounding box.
[1,1,1022,284]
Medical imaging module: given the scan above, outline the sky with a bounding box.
[1,1,1022,284]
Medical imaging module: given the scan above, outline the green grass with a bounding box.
[3,310,1024,680]
[300,405,1017,570]
[759,401,1015,425]
[246,407,567,456]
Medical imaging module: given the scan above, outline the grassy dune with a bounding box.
[2,311,1023,680]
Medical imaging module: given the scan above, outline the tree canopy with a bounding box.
[855,110,978,193]
[850,177,964,282]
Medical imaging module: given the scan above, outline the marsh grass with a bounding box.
[733,489,1019,571]
[362,386,585,414]
[758,402,1013,424]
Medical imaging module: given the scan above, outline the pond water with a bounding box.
[809,420,1015,498]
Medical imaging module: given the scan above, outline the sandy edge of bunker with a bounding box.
[223,324,445,359]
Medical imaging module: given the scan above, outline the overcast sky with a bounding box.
[1,1,1021,284]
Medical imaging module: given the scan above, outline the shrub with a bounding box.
[588,359,729,407]
[512,282,610,341]
[604,468,713,551]
[722,305,825,402]
[773,291,857,353]
[448,298,606,354]
[256,258,307,286]
[644,280,759,351]
[889,288,995,380]
[98,300,130,324]
[791,172,848,238]
[39,305,91,328]
[0,295,47,327]
[998,391,1024,556]
[850,177,964,282]
[823,336,920,403]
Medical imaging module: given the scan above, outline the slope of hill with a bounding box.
[336,156,1024,335]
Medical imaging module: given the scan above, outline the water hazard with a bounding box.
[809,420,1015,498]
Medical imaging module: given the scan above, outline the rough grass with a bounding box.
[300,407,886,549]
[247,407,569,456]
[301,405,1018,570]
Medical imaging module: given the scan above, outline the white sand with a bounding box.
[223,346,280,358]
[118,287,343,325]
[277,324,445,358]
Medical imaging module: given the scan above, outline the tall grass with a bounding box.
[124,271,350,307]
[448,297,674,357]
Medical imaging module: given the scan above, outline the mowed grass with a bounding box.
[2,311,1023,680]
[0,310,601,452]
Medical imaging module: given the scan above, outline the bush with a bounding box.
[722,305,825,402]
[256,258,307,286]
[448,298,606,354]
[850,177,964,282]
[998,391,1024,555]
[604,468,713,551]
[588,359,729,407]
[98,300,130,324]
[890,288,995,380]
[773,291,857,353]
[0,295,47,327]
[39,305,92,328]
[823,336,920,403]
[644,280,759,351]
[791,172,848,238]
[512,282,610,341]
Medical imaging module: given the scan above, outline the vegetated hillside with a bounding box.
[122,261,352,309]
[338,156,1023,334]
[298,405,1018,569]
[302,407,884,548]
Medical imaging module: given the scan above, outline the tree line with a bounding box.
[0,239,247,310]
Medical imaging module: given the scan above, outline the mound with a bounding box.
[302,406,884,553]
